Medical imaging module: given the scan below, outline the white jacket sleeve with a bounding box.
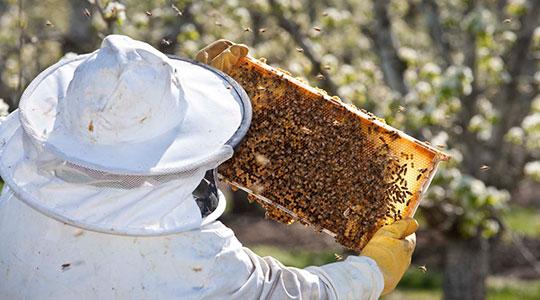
[305,254,384,300]
[235,248,384,300]
[203,235,384,300]
[200,222,383,300]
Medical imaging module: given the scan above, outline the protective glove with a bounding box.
[196,39,249,74]
[361,218,418,296]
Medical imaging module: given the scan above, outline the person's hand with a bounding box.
[196,39,249,73]
[361,218,418,296]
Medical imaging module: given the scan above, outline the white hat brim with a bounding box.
[18,54,249,175]
[0,114,227,235]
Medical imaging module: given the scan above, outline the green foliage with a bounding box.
[504,205,540,237]
[426,163,510,238]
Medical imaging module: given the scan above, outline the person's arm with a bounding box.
[238,247,384,300]
[250,219,417,298]
[201,221,385,300]
[204,219,415,299]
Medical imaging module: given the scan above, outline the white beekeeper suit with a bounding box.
[0,35,385,300]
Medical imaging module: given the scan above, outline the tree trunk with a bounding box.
[443,236,489,300]
[370,0,408,95]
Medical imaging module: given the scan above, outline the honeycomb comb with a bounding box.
[219,56,449,251]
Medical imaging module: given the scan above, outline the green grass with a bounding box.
[486,277,540,300]
[383,289,442,300]
[397,269,443,290]
[504,205,540,237]
[383,276,540,300]
[252,245,540,300]
[251,245,338,268]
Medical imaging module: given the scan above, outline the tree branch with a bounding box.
[93,0,114,35]
[365,0,408,95]
[453,1,483,175]
[485,1,540,189]
[15,0,24,105]
[504,2,540,83]
[181,2,205,37]
[496,0,508,20]
[248,9,264,46]
[62,0,97,53]
[511,233,540,276]
[492,1,540,147]
[267,0,341,98]
[422,0,453,67]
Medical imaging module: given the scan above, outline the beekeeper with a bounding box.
[0,35,417,300]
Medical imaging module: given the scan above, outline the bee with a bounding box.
[161,38,172,46]
[171,4,183,16]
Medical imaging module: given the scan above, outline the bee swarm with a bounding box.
[220,57,448,251]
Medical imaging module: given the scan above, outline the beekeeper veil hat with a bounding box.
[0,35,251,235]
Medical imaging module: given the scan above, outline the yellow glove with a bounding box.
[361,218,418,296]
[196,39,249,74]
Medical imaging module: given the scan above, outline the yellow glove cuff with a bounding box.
[361,218,418,296]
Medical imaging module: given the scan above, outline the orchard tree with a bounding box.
[1,1,539,299]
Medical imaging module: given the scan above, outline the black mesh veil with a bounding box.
[167,56,252,217]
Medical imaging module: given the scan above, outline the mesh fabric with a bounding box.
[0,119,230,236]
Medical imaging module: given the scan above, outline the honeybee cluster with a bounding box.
[220,58,439,251]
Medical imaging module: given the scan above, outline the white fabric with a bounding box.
[0,190,384,300]
[19,35,243,175]
[0,35,243,234]
[0,111,230,235]
[60,35,186,145]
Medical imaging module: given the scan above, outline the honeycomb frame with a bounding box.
[219,56,449,251]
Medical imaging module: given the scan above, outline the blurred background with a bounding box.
[0,0,539,299]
